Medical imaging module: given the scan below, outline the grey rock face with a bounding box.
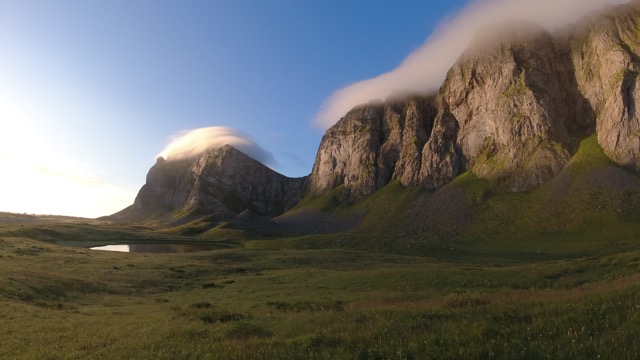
[311,1,640,196]
[386,96,438,187]
[309,96,437,198]
[432,24,589,191]
[571,1,640,170]
[309,102,384,198]
[419,110,463,189]
[133,145,307,217]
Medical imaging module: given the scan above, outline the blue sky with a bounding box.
[0,0,469,217]
[0,0,624,217]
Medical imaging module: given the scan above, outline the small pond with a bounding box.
[90,243,224,253]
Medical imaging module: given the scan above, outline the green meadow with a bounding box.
[2,220,640,359]
[2,136,640,359]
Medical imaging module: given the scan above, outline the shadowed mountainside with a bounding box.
[112,145,307,223]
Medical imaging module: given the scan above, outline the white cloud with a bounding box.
[314,0,632,129]
[158,126,275,165]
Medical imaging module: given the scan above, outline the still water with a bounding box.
[90,243,223,253]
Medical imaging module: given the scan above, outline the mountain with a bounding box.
[116,145,307,222]
[311,1,640,198]
[309,96,438,198]
[119,1,640,230]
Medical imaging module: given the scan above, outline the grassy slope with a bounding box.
[452,135,640,257]
[266,135,640,260]
[2,136,640,358]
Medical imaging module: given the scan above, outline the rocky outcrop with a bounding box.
[310,0,640,197]
[427,24,592,191]
[309,102,384,198]
[571,1,640,169]
[309,96,437,197]
[383,96,438,187]
[133,145,307,218]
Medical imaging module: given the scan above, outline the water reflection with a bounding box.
[90,244,222,253]
[91,244,130,252]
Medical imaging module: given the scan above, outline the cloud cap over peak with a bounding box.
[158,126,274,165]
[313,0,632,130]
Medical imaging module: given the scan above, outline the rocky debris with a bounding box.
[133,145,308,218]
[409,185,471,239]
[272,208,364,235]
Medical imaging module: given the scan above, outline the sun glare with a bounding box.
[0,153,136,218]
[0,101,136,218]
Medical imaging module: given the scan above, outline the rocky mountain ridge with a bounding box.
[310,0,640,197]
[130,145,307,219]
[126,0,640,222]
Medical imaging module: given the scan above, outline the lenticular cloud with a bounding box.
[158,126,274,165]
[314,0,632,129]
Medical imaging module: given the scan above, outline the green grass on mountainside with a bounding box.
[450,135,640,256]
[269,135,640,262]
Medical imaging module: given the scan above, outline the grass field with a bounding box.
[2,217,640,359]
[2,136,640,359]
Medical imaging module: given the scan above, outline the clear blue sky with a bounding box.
[0,0,470,217]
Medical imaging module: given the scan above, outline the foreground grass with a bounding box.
[3,135,638,358]
[1,220,640,359]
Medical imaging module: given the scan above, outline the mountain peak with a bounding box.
[129,144,307,221]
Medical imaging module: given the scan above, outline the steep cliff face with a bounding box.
[427,24,593,191]
[309,102,384,198]
[310,0,640,197]
[133,145,307,218]
[571,1,640,170]
[309,96,437,197]
[382,96,438,186]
